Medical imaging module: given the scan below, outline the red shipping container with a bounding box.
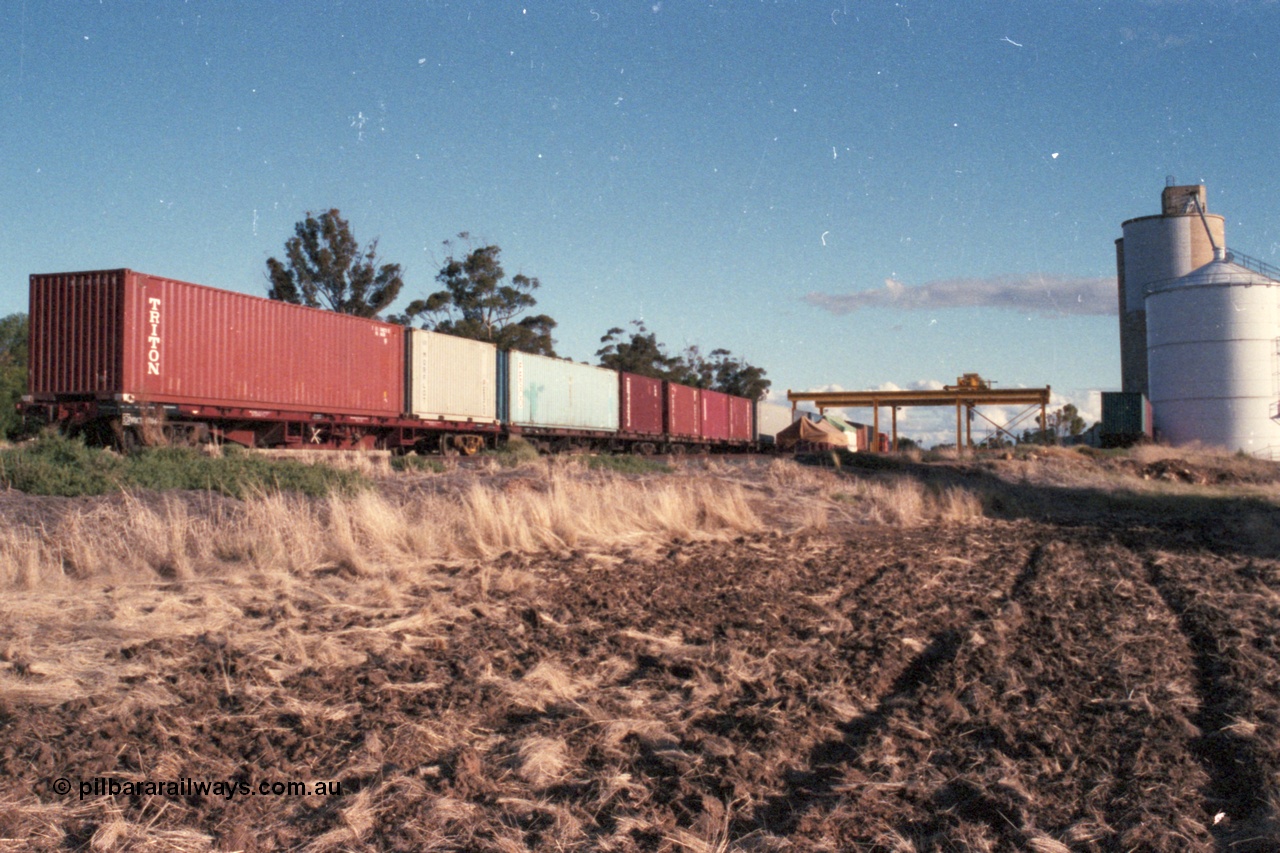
[665,381,701,439]
[727,395,753,442]
[28,269,403,418]
[700,388,731,441]
[619,372,664,436]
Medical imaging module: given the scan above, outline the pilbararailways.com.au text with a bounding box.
[54,776,344,801]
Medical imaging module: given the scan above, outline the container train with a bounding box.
[21,269,784,454]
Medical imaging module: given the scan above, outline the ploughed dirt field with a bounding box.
[1,447,1279,851]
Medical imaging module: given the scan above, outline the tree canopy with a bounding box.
[1020,403,1087,444]
[1049,403,1086,439]
[267,209,404,318]
[395,234,557,356]
[597,321,771,401]
[596,321,680,379]
[0,313,29,439]
[673,345,772,401]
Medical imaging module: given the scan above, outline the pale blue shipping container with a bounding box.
[505,351,620,432]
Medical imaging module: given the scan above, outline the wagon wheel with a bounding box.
[110,420,141,454]
[457,435,485,456]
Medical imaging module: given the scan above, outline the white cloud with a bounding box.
[805,273,1117,317]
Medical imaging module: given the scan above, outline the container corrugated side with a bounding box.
[845,422,871,452]
[1101,391,1153,438]
[754,401,795,443]
[29,269,403,417]
[619,372,664,435]
[728,396,753,442]
[29,270,128,398]
[665,382,701,438]
[700,389,731,441]
[507,351,620,431]
[407,329,498,423]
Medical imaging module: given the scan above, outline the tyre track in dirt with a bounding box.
[750,533,1042,842]
[753,531,1221,851]
[795,540,1055,849]
[1142,547,1280,850]
[964,537,1212,851]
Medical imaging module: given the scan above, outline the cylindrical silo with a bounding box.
[1145,251,1280,457]
[1116,183,1225,396]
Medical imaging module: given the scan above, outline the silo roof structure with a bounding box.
[1145,251,1280,458]
[1115,183,1224,397]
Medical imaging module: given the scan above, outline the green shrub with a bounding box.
[0,432,125,496]
[485,436,541,468]
[390,454,446,474]
[0,434,368,498]
[586,454,672,475]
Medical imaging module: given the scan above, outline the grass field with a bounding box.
[0,445,1277,851]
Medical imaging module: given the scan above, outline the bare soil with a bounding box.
[1,449,1279,851]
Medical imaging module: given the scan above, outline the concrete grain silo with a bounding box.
[1115,182,1224,396]
[1145,249,1280,457]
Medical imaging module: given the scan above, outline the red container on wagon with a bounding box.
[27,270,403,417]
[619,372,665,436]
[665,381,701,439]
[699,388,732,442]
[727,395,753,443]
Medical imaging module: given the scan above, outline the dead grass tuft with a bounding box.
[0,467,773,593]
[513,736,570,788]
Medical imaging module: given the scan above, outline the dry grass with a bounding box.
[829,477,983,526]
[0,467,771,593]
[11,451,1274,850]
[0,458,995,641]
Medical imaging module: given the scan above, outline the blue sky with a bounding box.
[5,1,1279,443]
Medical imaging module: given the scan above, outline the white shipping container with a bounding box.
[507,351,620,432]
[407,329,498,423]
[755,401,796,443]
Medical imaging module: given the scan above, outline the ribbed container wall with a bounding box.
[849,422,872,453]
[666,383,701,438]
[700,389,731,441]
[407,330,497,422]
[754,401,794,443]
[506,351,619,432]
[1100,392,1153,442]
[619,373,665,436]
[29,270,403,417]
[1146,259,1280,457]
[28,270,126,396]
[727,396,753,442]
